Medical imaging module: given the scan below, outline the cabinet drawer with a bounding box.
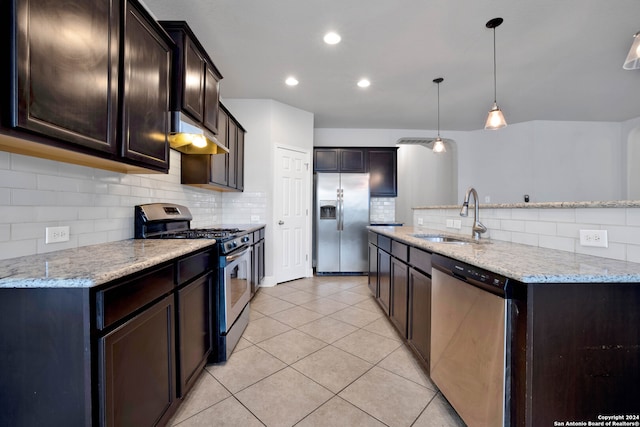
[391,240,408,262]
[368,231,377,244]
[97,264,175,329]
[177,250,213,286]
[378,235,391,252]
[410,247,432,274]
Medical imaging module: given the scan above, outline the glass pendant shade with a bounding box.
[432,137,446,153]
[623,31,640,70]
[485,102,507,130]
[485,18,507,130]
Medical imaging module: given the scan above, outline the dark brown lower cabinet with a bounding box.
[0,247,217,426]
[377,249,391,315]
[408,267,431,369]
[390,257,408,337]
[368,241,378,296]
[177,273,212,396]
[99,294,176,427]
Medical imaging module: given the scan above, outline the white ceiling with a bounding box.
[143,0,640,131]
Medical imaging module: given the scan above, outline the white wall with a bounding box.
[0,150,222,260]
[622,116,640,199]
[221,99,315,283]
[457,120,625,204]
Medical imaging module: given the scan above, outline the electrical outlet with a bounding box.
[417,218,424,225]
[446,219,454,228]
[250,215,260,223]
[579,229,608,248]
[45,226,70,244]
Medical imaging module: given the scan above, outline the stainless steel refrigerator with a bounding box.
[315,173,370,274]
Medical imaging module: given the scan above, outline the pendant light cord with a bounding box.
[492,27,497,104]
[437,82,441,137]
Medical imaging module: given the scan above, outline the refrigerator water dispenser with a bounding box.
[319,201,337,219]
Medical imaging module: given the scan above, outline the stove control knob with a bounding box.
[242,236,250,243]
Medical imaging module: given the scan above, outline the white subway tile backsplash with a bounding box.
[511,232,539,247]
[524,221,557,236]
[11,189,57,206]
[576,208,626,226]
[0,150,222,260]
[11,153,61,175]
[11,222,50,240]
[539,208,576,223]
[0,170,37,189]
[37,175,82,192]
[0,151,10,169]
[501,219,526,233]
[0,206,37,223]
[539,235,575,252]
[0,224,10,241]
[627,244,640,263]
[576,242,626,261]
[414,205,640,263]
[626,208,640,226]
[512,208,539,221]
[0,239,36,259]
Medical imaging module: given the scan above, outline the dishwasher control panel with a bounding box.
[432,254,509,295]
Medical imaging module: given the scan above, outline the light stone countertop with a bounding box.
[368,226,640,284]
[413,200,640,209]
[0,224,266,289]
[0,239,217,289]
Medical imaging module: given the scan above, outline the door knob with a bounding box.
[278,220,284,225]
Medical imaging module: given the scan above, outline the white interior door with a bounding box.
[274,146,310,283]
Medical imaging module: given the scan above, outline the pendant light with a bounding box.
[485,17,507,130]
[432,77,446,153]
[623,31,640,70]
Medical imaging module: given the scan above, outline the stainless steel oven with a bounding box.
[133,203,253,362]
[217,244,251,360]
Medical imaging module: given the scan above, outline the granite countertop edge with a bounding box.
[367,225,640,284]
[412,200,640,210]
[0,224,266,289]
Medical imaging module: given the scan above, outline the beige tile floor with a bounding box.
[169,275,466,427]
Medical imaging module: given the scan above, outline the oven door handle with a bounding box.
[225,247,250,263]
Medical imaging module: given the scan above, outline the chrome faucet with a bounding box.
[460,187,487,240]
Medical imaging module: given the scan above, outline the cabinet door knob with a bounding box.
[278,220,285,225]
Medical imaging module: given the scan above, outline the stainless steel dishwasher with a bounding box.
[430,254,510,427]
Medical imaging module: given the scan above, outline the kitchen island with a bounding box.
[368,225,640,426]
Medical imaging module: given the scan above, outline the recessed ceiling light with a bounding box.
[285,76,299,86]
[357,79,371,88]
[323,32,341,45]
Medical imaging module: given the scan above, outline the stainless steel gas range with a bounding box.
[134,203,252,362]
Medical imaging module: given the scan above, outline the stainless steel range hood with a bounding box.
[168,112,229,155]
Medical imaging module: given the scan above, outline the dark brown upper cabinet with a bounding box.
[160,21,223,136]
[6,0,174,173]
[314,148,366,172]
[120,0,173,171]
[12,0,120,154]
[368,148,398,197]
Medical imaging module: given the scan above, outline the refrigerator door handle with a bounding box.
[337,188,344,231]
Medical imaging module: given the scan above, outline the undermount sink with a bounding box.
[411,234,474,245]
